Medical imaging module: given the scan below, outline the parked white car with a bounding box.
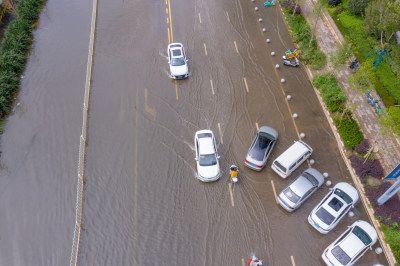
[322,220,378,266]
[308,182,359,234]
[167,43,188,79]
[194,130,220,182]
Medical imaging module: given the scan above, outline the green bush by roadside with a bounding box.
[382,224,400,262]
[313,74,364,149]
[0,0,46,121]
[282,7,327,70]
[337,118,364,149]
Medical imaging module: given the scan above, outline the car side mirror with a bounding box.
[329,188,333,191]
[195,158,198,161]
[217,155,220,159]
[186,60,188,62]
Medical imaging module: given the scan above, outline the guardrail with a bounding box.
[70,0,98,265]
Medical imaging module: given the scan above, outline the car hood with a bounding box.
[170,64,188,76]
[198,164,220,179]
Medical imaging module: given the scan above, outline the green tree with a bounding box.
[330,40,351,70]
[348,60,376,92]
[365,0,400,49]
[310,0,324,46]
[348,0,371,15]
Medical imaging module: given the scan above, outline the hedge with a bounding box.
[281,5,327,70]
[0,0,47,120]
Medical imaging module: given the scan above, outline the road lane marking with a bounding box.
[225,11,230,22]
[291,256,296,266]
[145,88,157,120]
[234,41,239,53]
[271,180,278,204]
[243,77,249,93]
[210,79,215,95]
[165,0,167,5]
[241,258,245,266]
[256,122,259,131]
[175,80,178,100]
[167,0,173,43]
[167,17,169,24]
[204,43,208,56]
[229,183,235,207]
[198,13,202,23]
[218,123,223,144]
[168,27,170,44]
[165,8,168,15]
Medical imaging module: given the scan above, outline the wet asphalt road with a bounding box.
[0,0,388,265]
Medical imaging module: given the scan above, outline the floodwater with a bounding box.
[0,0,389,265]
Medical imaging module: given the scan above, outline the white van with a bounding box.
[271,140,313,178]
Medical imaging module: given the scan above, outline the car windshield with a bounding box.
[248,133,272,161]
[352,226,372,245]
[274,161,286,173]
[315,207,335,225]
[332,246,351,265]
[171,57,185,66]
[334,188,353,204]
[199,154,217,166]
[328,197,344,212]
[283,187,300,203]
[303,172,318,186]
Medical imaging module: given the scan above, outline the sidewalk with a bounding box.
[296,1,400,265]
[300,0,400,172]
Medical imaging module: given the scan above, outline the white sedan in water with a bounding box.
[322,220,377,266]
[308,182,359,234]
[167,43,189,79]
[194,130,220,182]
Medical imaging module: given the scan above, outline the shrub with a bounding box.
[349,155,384,178]
[382,225,400,261]
[328,0,341,6]
[282,0,302,14]
[337,118,364,149]
[313,74,347,112]
[334,5,344,14]
[354,139,370,154]
[347,0,371,15]
[0,0,47,119]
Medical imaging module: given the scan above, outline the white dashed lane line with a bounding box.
[243,77,249,93]
[210,79,215,95]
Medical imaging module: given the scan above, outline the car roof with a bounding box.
[290,175,314,196]
[198,137,215,155]
[339,233,365,258]
[276,141,311,168]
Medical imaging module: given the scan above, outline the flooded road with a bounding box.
[0,0,389,265]
[0,0,92,264]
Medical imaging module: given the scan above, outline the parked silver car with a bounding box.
[244,126,278,171]
[277,168,324,212]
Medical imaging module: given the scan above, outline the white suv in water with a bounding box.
[194,130,220,182]
[167,43,188,79]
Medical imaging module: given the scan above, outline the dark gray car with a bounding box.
[244,126,278,171]
[277,168,325,212]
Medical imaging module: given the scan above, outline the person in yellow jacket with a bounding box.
[230,165,239,183]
